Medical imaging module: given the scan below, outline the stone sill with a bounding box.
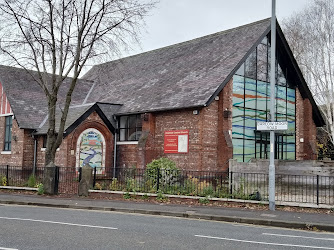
[1,151,11,155]
[41,148,60,152]
[116,141,138,145]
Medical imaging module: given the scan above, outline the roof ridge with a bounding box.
[0,64,94,83]
[88,18,271,69]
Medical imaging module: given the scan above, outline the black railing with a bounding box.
[92,167,334,205]
[0,165,44,187]
[0,165,333,205]
[0,165,79,194]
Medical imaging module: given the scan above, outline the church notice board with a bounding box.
[164,130,189,154]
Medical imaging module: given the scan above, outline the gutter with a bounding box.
[113,116,118,178]
[33,136,37,176]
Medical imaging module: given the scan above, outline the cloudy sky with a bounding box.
[128,0,313,56]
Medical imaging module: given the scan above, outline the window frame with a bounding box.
[118,114,142,142]
[4,115,13,151]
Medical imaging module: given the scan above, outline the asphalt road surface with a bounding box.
[0,204,334,250]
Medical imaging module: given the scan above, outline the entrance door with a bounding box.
[255,132,285,160]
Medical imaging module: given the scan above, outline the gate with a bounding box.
[56,166,80,194]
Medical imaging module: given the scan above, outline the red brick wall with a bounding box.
[117,144,138,168]
[303,98,317,159]
[295,88,318,160]
[117,101,225,171]
[296,88,304,160]
[218,79,233,171]
[0,117,27,166]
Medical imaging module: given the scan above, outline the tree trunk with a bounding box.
[45,95,58,166]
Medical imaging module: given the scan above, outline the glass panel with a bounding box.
[286,143,295,160]
[287,88,296,116]
[257,43,268,82]
[244,78,256,109]
[256,81,268,111]
[233,75,244,107]
[287,117,295,133]
[119,116,128,129]
[128,116,136,129]
[286,134,295,144]
[256,140,261,159]
[119,128,127,141]
[136,115,142,127]
[261,36,268,45]
[276,85,286,114]
[245,50,256,79]
[244,108,256,140]
[277,63,286,86]
[135,127,142,140]
[256,109,267,123]
[244,139,255,162]
[235,63,244,76]
[232,106,244,138]
[232,138,244,162]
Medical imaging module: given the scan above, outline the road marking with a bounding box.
[0,216,117,230]
[263,233,334,241]
[0,247,18,250]
[194,235,334,249]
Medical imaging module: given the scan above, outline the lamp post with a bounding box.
[269,0,276,211]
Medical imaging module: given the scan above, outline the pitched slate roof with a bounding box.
[83,18,272,114]
[35,102,121,135]
[0,65,94,129]
[0,18,325,132]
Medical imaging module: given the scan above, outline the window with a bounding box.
[118,115,142,141]
[42,135,47,148]
[232,36,296,162]
[4,116,12,151]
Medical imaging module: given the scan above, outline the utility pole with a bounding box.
[269,0,276,211]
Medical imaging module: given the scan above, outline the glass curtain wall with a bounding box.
[232,37,296,162]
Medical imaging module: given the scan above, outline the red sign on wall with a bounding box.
[164,130,189,154]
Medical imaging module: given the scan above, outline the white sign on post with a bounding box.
[256,121,288,131]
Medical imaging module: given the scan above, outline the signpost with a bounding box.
[268,0,277,211]
[257,122,288,131]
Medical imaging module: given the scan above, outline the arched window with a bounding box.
[76,128,106,174]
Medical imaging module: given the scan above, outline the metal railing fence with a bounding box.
[92,167,334,205]
[0,165,44,187]
[0,165,333,205]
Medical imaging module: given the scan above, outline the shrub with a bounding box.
[145,157,179,189]
[37,183,44,195]
[95,182,102,190]
[109,178,119,191]
[123,192,131,199]
[156,190,168,202]
[27,174,36,188]
[141,193,149,200]
[1,175,7,186]
[199,197,210,204]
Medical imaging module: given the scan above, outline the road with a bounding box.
[0,204,333,249]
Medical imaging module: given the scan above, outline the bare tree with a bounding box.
[282,0,334,145]
[0,0,155,166]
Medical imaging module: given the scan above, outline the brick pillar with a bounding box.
[137,113,156,168]
[303,98,317,160]
[218,79,233,171]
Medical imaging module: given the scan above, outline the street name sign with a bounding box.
[257,121,288,131]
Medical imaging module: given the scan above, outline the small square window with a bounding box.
[118,114,142,141]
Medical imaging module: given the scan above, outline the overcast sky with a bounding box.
[127,0,313,56]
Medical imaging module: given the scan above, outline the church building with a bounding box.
[0,18,324,172]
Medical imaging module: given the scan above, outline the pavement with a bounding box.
[0,191,334,232]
